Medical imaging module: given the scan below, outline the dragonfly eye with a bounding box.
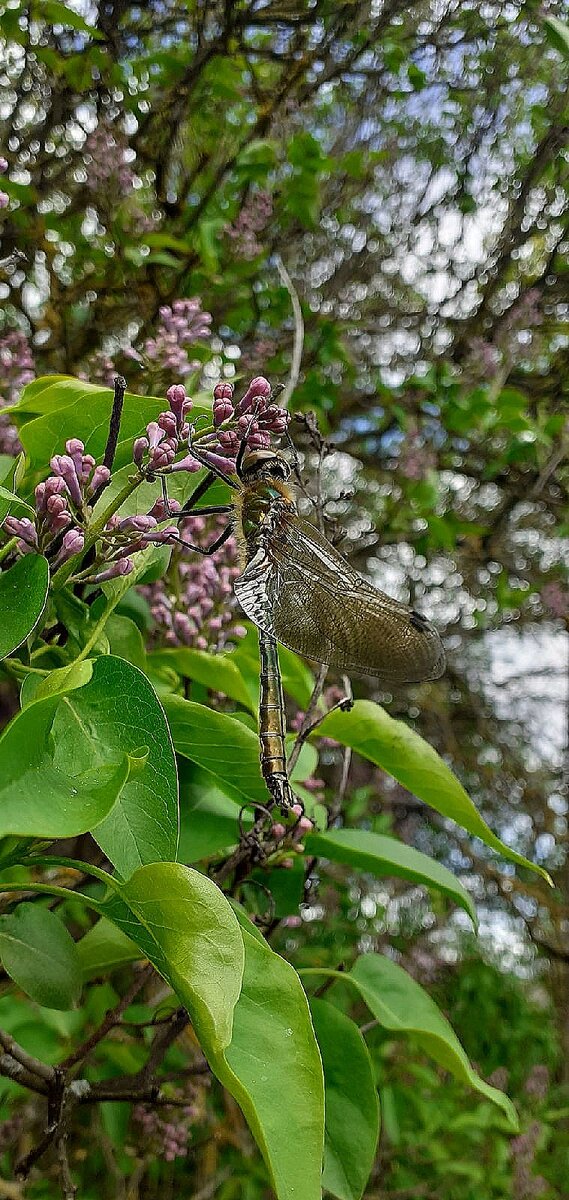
[241,449,291,481]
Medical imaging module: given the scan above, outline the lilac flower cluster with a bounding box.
[226,190,273,260]
[142,513,247,653]
[0,155,9,209]
[4,440,108,567]
[0,328,35,455]
[86,298,213,390]
[83,123,135,193]
[132,1101,198,1162]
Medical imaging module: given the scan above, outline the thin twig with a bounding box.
[288,663,329,775]
[274,255,304,409]
[90,374,127,505]
[61,963,154,1070]
[0,1029,55,1084]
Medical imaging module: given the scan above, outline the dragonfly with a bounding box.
[163,438,445,811]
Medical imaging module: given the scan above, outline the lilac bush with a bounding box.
[0,329,35,455]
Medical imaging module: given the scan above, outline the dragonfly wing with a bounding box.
[234,515,445,683]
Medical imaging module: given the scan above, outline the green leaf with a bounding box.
[58,656,179,878]
[305,828,476,924]
[0,687,131,839]
[149,647,254,712]
[0,483,35,523]
[544,15,569,58]
[0,903,82,1010]
[102,862,244,1053]
[0,554,50,659]
[106,614,147,671]
[210,920,325,1200]
[303,955,518,1129]
[317,701,551,882]
[164,696,267,804]
[178,764,250,863]
[311,999,379,1200]
[77,917,140,979]
[41,1,104,38]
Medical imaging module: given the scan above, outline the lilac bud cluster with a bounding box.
[3,439,110,566]
[141,513,247,653]
[0,155,9,209]
[226,190,273,260]
[83,122,135,193]
[0,328,35,455]
[84,297,213,389]
[142,299,213,380]
[142,511,247,652]
[132,1101,198,1162]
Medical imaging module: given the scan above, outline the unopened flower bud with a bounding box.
[213,397,234,426]
[213,382,234,401]
[133,437,149,466]
[90,557,133,583]
[61,528,85,557]
[271,822,286,840]
[4,516,37,545]
[87,465,111,496]
[169,453,201,473]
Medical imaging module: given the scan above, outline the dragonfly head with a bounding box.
[239,449,291,482]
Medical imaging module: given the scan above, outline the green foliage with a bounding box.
[0,1,566,1193]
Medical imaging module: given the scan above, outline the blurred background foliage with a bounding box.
[0,0,567,1195]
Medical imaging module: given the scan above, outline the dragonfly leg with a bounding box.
[166,523,234,556]
[159,472,234,519]
[186,430,240,488]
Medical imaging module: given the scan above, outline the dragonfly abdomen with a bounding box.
[258,630,294,809]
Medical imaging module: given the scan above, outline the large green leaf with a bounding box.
[0,903,82,1010]
[211,916,325,1200]
[0,554,50,659]
[317,701,550,882]
[54,656,179,878]
[311,998,379,1200]
[305,828,476,924]
[149,647,254,712]
[302,954,517,1128]
[101,863,244,1053]
[0,684,132,839]
[164,696,267,804]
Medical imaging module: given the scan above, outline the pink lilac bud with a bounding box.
[246,431,271,450]
[87,465,111,496]
[0,193,9,210]
[166,384,192,427]
[50,455,83,507]
[4,516,37,546]
[149,441,176,470]
[168,452,200,473]
[158,411,178,437]
[148,497,181,520]
[235,376,271,416]
[146,422,165,451]
[118,514,158,534]
[217,429,239,454]
[258,404,289,434]
[214,382,234,401]
[90,557,133,583]
[46,494,68,517]
[35,475,66,512]
[283,915,302,928]
[198,451,235,475]
[271,823,286,840]
[142,525,180,543]
[0,158,8,173]
[133,437,149,466]
[291,804,303,818]
[213,398,234,427]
